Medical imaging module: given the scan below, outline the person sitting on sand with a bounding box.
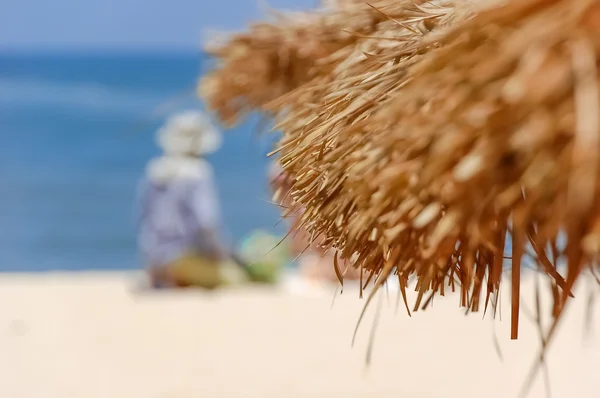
[136,111,245,289]
[268,161,361,283]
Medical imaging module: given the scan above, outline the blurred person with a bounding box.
[268,162,361,283]
[268,162,308,256]
[137,111,245,289]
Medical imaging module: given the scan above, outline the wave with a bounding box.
[0,77,199,117]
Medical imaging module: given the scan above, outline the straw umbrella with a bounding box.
[199,0,466,126]
[200,0,600,357]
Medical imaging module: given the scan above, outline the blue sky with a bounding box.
[0,0,315,50]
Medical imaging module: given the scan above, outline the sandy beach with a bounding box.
[0,271,598,398]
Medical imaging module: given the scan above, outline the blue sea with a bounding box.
[0,52,284,272]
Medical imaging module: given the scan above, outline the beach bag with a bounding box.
[238,230,290,283]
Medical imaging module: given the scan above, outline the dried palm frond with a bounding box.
[199,0,467,126]
[200,0,600,352]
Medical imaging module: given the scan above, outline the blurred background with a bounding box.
[2,3,599,398]
[0,0,314,272]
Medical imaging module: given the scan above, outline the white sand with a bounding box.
[0,271,598,398]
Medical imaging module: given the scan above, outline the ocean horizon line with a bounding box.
[0,48,207,58]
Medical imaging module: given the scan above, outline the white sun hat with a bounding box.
[156,110,222,156]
